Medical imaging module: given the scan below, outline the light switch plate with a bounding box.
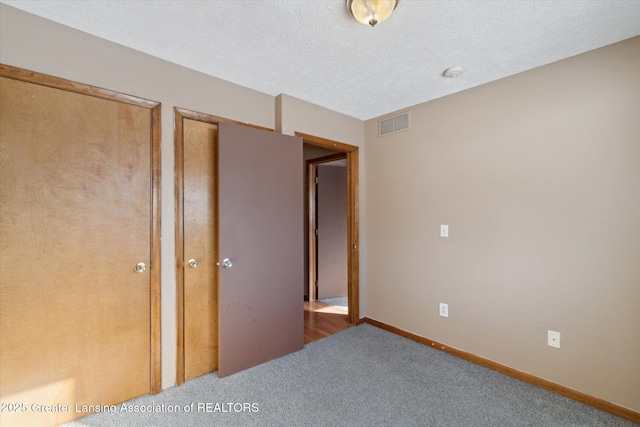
[440,225,449,237]
[439,303,448,317]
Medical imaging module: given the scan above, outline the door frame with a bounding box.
[298,132,360,325]
[0,64,162,394]
[173,107,272,385]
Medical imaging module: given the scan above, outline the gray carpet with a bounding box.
[64,324,633,427]
[318,296,348,312]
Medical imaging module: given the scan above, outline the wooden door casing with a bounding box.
[0,65,161,426]
[301,133,360,325]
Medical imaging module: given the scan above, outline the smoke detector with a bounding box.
[443,65,464,78]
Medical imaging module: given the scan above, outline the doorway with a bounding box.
[298,132,360,326]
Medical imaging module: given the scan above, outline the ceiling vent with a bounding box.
[379,111,410,137]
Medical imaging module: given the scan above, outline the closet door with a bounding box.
[182,118,219,381]
[217,123,303,378]
[0,71,159,426]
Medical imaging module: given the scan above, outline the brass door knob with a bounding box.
[187,259,198,269]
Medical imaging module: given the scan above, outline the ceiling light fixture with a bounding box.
[347,0,399,27]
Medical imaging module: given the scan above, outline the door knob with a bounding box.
[218,258,233,269]
[134,262,147,273]
[187,259,198,269]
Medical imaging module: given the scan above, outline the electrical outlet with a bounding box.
[440,225,449,237]
[548,330,561,348]
[439,303,448,318]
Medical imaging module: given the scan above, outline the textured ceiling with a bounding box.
[3,1,640,120]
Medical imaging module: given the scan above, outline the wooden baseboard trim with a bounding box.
[362,317,639,424]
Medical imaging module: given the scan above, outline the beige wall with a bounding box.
[364,36,640,411]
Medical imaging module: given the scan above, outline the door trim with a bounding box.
[174,107,273,385]
[297,132,360,325]
[0,63,162,394]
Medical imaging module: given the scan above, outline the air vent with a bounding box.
[378,111,410,137]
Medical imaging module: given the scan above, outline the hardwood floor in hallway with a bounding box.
[304,301,351,344]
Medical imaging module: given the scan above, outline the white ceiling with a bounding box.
[3,1,640,120]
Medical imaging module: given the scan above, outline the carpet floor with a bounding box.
[64,324,633,427]
[317,296,348,312]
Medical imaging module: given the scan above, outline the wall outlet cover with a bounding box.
[548,330,561,348]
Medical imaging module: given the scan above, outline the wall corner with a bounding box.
[275,94,285,134]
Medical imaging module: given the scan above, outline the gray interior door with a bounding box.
[317,165,348,299]
[217,123,303,378]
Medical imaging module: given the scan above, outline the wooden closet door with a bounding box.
[182,119,218,380]
[0,75,153,426]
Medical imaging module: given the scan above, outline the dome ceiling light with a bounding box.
[347,0,399,27]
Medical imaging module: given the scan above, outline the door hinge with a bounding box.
[315,177,318,184]
[315,229,318,236]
